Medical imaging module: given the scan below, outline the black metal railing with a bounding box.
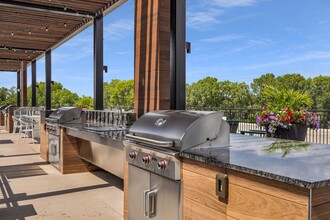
[188,107,330,145]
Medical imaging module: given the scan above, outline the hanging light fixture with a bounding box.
[64,22,67,27]
[45,27,48,32]
[11,32,14,36]
[28,30,31,34]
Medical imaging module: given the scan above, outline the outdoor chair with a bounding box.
[17,118,38,144]
[11,116,21,140]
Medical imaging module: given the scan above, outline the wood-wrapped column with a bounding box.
[134,0,171,117]
[31,60,37,107]
[20,61,27,106]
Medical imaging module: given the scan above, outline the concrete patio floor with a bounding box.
[0,126,123,220]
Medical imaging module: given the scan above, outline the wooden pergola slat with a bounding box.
[0,0,125,72]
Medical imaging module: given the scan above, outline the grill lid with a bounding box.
[127,110,229,151]
[47,107,83,124]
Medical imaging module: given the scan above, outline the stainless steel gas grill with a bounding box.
[45,107,85,170]
[124,110,230,220]
[45,107,85,124]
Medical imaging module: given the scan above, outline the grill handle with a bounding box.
[126,134,174,148]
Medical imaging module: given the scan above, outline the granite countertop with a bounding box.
[180,134,330,188]
[59,122,128,141]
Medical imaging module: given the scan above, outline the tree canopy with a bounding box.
[27,82,79,107]
[104,79,134,107]
[1,74,329,110]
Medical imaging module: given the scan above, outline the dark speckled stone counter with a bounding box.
[180,134,330,189]
[59,122,128,141]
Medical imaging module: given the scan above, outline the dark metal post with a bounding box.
[170,0,186,110]
[31,60,37,107]
[45,50,51,110]
[93,14,104,110]
[16,70,20,106]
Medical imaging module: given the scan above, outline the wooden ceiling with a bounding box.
[0,0,125,72]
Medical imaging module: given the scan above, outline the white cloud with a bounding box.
[210,0,258,8]
[187,0,259,29]
[104,19,134,40]
[187,8,223,28]
[53,46,93,63]
[230,39,270,52]
[201,35,243,42]
[243,51,330,70]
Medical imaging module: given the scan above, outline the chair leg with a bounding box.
[11,125,17,139]
[31,130,35,144]
[17,126,21,143]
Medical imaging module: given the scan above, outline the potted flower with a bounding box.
[255,86,320,141]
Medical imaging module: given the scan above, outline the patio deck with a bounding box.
[0,126,123,220]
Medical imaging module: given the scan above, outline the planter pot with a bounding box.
[266,124,308,141]
[226,120,239,133]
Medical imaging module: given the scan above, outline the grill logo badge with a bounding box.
[155,118,166,126]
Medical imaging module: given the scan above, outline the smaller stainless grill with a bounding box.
[46,107,85,124]
[45,106,85,171]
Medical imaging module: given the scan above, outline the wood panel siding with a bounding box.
[311,185,330,219]
[182,158,227,219]
[134,0,171,117]
[60,129,99,174]
[183,197,227,220]
[182,158,310,220]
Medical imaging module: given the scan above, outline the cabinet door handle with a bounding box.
[143,189,149,217]
[147,189,157,218]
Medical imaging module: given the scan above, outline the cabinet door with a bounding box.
[128,165,150,220]
[150,173,181,220]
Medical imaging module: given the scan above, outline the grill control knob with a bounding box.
[142,155,151,164]
[128,151,138,160]
[157,160,168,170]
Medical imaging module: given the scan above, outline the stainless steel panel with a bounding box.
[128,165,150,220]
[125,144,181,180]
[66,128,124,179]
[128,165,181,220]
[79,140,124,179]
[48,133,60,170]
[150,172,181,220]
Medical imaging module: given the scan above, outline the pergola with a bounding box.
[0,0,187,115]
[0,0,127,109]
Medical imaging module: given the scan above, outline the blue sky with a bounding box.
[1,0,330,96]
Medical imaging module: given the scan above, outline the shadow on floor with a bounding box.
[0,174,37,220]
[0,162,48,179]
[0,153,40,158]
[0,139,14,144]
[92,171,124,191]
[0,204,37,220]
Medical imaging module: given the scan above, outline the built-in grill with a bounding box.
[126,110,230,152]
[46,106,85,124]
[124,110,230,220]
[45,107,85,170]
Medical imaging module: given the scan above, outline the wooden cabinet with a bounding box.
[182,158,313,220]
[182,159,227,220]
